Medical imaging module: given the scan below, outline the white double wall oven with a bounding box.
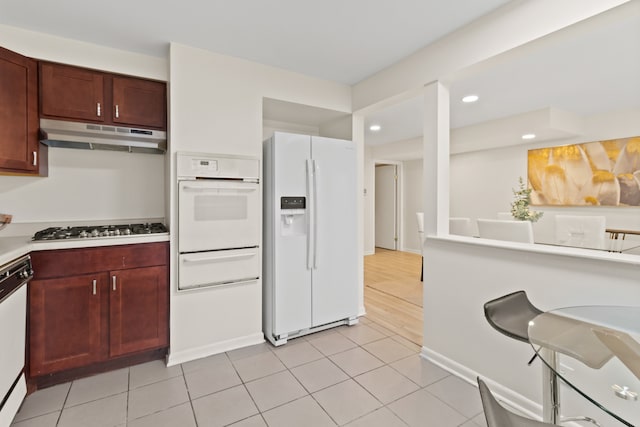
[177,153,261,292]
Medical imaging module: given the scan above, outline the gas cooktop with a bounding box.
[32,223,168,241]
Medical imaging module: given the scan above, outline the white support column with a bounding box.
[422,81,450,238]
[353,112,366,316]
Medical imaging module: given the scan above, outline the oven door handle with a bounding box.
[182,252,257,264]
[181,185,257,192]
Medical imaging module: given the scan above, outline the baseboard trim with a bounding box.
[358,305,366,317]
[420,346,546,422]
[167,333,265,366]
[402,248,421,255]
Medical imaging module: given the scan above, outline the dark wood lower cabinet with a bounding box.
[28,243,169,388]
[109,266,168,357]
[29,273,103,376]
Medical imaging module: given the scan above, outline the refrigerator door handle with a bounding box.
[313,159,318,269]
[306,159,314,270]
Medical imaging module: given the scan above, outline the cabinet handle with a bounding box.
[32,151,37,166]
[112,275,116,291]
[97,102,101,117]
[92,279,97,295]
[115,105,119,118]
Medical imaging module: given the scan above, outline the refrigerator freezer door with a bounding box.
[310,137,359,326]
[272,133,313,335]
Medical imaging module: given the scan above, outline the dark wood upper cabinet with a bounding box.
[112,76,166,129]
[0,46,45,175]
[39,62,166,130]
[40,62,105,122]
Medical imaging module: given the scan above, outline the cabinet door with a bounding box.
[109,266,168,357]
[29,274,104,376]
[112,76,166,129]
[0,47,39,173]
[40,62,105,122]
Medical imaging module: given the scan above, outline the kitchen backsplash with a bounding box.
[0,147,165,224]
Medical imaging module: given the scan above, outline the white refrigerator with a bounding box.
[263,132,358,346]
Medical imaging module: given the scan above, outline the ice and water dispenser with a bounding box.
[280,196,306,236]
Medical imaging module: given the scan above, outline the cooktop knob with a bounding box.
[91,229,100,237]
[114,229,121,236]
[79,230,89,238]
[123,228,131,235]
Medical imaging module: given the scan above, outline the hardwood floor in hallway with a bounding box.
[364,248,423,346]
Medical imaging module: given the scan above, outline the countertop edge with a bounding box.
[0,234,170,266]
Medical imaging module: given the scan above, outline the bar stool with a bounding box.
[477,378,601,427]
[483,293,602,426]
[478,377,554,426]
[484,290,541,348]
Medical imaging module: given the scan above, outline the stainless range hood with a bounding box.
[39,119,167,154]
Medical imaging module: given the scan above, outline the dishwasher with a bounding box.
[0,255,33,427]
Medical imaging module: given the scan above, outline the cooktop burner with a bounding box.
[32,223,168,241]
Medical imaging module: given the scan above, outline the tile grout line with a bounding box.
[125,368,130,425]
[16,318,483,427]
[179,363,201,427]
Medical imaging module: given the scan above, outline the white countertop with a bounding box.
[0,234,170,267]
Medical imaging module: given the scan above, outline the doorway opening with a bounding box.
[374,162,401,251]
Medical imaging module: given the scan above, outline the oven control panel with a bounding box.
[177,152,259,180]
[191,159,218,171]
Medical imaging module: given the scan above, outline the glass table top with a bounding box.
[528,306,640,426]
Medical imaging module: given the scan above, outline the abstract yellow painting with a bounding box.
[528,137,640,206]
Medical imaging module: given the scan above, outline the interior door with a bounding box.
[310,137,358,327]
[375,164,398,250]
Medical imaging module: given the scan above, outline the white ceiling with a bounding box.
[2,1,636,149]
[0,0,510,85]
[364,2,640,146]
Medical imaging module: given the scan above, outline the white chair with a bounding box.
[497,212,513,220]
[477,219,534,244]
[449,217,472,237]
[554,215,606,249]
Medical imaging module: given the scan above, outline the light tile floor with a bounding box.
[10,318,489,427]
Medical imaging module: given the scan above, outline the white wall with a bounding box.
[451,108,640,239]
[263,120,319,141]
[402,159,423,253]
[167,43,352,364]
[363,146,375,254]
[0,25,167,226]
[0,149,165,224]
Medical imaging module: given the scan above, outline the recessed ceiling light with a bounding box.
[369,124,381,132]
[462,95,479,103]
[522,133,536,140]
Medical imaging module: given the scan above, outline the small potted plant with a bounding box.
[511,177,543,222]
